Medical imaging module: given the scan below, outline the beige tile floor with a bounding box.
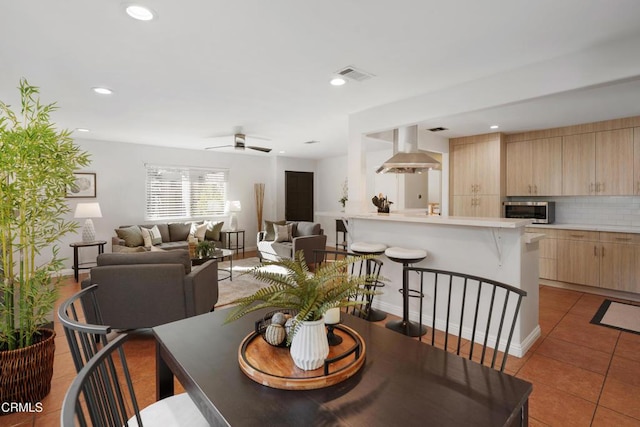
[4,253,640,426]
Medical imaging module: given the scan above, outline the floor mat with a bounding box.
[590,299,640,335]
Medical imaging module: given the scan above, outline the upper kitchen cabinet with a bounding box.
[563,129,633,195]
[506,137,562,196]
[450,133,504,218]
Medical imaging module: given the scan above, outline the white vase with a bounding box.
[289,318,329,371]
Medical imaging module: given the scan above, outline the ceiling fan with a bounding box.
[205,132,272,153]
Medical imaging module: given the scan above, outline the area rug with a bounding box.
[590,299,640,335]
[215,257,271,308]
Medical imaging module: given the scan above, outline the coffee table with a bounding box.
[191,248,234,281]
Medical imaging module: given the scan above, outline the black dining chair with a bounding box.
[405,267,527,372]
[58,285,208,426]
[313,249,384,320]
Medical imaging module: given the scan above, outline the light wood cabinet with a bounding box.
[562,133,596,195]
[562,129,633,195]
[450,134,503,218]
[556,230,600,287]
[553,229,639,293]
[595,129,634,195]
[506,138,562,196]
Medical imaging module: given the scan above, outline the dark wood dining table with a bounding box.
[153,308,532,426]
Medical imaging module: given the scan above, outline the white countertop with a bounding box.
[527,223,640,234]
[345,212,532,229]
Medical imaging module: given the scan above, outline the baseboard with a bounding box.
[541,279,640,303]
[372,300,540,357]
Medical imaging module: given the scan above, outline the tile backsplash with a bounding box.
[511,196,640,228]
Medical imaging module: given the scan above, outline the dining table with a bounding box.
[153,308,532,426]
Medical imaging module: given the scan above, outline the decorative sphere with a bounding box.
[271,312,287,326]
[265,323,286,346]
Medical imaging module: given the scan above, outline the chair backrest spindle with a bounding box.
[407,267,527,372]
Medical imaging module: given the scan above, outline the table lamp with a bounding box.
[225,200,242,231]
[74,202,102,242]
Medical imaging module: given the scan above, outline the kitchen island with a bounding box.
[342,212,540,357]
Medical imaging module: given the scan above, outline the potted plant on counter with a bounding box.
[225,251,382,370]
[0,79,90,413]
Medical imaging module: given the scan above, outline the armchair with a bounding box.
[80,249,218,329]
[257,221,327,266]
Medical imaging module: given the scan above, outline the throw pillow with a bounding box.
[264,219,286,241]
[205,221,224,241]
[274,224,293,243]
[115,225,144,247]
[194,223,208,241]
[148,225,163,245]
[140,227,153,248]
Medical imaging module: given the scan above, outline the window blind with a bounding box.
[145,165,228,220]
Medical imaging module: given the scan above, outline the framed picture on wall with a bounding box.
[66,172,96,198]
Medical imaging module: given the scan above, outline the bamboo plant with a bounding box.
[0,79,90,350]
[225,251,382,341]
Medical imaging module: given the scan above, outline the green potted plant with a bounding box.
[225,251,382,370]
[0,79,90,411]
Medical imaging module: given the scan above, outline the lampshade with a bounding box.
[74,203,102,242]
[74,202,102,218]
[225,200,242,213]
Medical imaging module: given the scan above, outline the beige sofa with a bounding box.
[112,221,225,252]
[81,250,218,329]
[257,221,327,266]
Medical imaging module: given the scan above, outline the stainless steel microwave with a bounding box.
[503,201,555,224]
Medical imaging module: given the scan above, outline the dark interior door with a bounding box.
[285,171,314,221]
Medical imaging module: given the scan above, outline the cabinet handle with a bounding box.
[614,237,631,241]
[590,183,594,193]
[601,246,605,257]
[594,246,598,256]
[528,185,532,194]
[534,185,538,194]
[570,234,585,238]
[471,184,474,193]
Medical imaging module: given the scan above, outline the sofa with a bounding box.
[80,249,218,329]
[112,221,226,253]
[257,220,327,266]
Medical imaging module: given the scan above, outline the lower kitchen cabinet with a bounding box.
[552,229,639,294]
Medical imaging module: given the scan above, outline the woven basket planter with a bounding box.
[0,328,56,414]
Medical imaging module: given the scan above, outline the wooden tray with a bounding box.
[238,324,366,390]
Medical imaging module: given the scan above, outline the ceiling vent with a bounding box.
[304,140,319,144]
[428,127,448,132]
[336,66,375,82]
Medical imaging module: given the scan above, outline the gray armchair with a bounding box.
[80,250,218,329]
[257,221,327,266]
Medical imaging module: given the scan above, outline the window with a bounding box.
[145,164,228,220]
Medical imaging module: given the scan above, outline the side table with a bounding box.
[69,240,106,282]
[221,230,245,258]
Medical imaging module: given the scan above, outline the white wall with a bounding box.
[56,138,317,272]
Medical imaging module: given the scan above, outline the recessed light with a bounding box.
[75,128,90,132]
[124,4,156,21]
[490,125,499,129]
[92,87,113,95]
[279,150,286,154]
[330,77,346,86]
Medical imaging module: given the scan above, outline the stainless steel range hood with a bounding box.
[376,125,441,174]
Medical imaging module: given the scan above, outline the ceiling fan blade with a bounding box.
[247,146,272,153]
[204,144,233,150]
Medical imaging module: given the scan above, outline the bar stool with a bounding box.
[349,241,387,322]
[384,246,427,337]
[335,219,348,251]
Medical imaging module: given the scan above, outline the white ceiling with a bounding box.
[2,1,640,158]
